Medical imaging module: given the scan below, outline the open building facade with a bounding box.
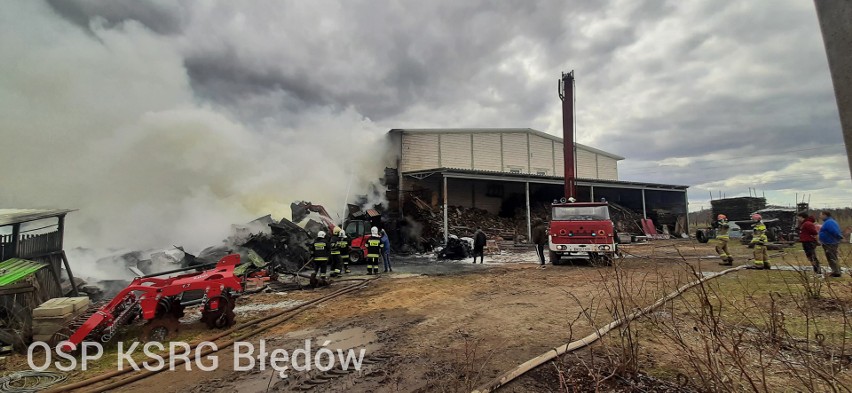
[386,128,689,240]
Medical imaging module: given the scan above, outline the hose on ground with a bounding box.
[471,265,749,393]
[0,371,67,393]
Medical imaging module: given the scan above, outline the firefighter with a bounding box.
[750,213,769,269]
[366,226,384,275]
[310,230,331,282]
[338,230,351,274]
[329,227,342,277]
[713,214,733,266]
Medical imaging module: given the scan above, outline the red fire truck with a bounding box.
[548,200,617,266]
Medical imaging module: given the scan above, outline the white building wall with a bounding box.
[576,149,597,178]
[597,155,619,180]
[501,133,529,173]
[472,133,502,172]
[400,134,439,172]
[440,133,472,169]
[529,134,554,175]
[554,142,565,177]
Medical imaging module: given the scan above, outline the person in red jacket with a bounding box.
[797,213,821,273]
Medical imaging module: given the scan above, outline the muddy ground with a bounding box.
[6,239,849,392]
[108,239,750,393]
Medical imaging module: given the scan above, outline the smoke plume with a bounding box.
[0,2,389,279]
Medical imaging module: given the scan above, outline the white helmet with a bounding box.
[317,230,326,238]
[371,226,379,236]
[339,230,347,238]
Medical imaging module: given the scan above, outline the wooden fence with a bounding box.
[0,231,62,261]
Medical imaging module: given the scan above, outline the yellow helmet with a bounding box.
[332,227,341,235]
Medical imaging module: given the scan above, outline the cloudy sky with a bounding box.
[1,1,849,252]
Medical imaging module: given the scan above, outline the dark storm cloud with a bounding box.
[36,0,850,206]
[46,0,185,35]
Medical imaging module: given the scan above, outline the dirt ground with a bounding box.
[4,239,849,392]
[111,239,752,393]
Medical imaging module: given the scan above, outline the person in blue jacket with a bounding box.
[380,229,392,272]
[818,211,844,277]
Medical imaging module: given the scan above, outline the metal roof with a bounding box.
[402,167,689,190]
[0,258,47,286]
[389,128,626,160]
[0,209,74,227]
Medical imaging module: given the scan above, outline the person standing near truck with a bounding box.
[338,230,351,274]
[310,231,331,281]
[713,214,733,266]
[818,211,844,277]
[531,219,548,268]
[366,226,383,275]
[797,213,821,273]
[329,227,342,277]
[381,229,393,272]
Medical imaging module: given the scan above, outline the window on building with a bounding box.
[537,171,547,176]
[509,168,521,174]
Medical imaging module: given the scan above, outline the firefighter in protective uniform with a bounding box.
[329,227,342,277]
[750,213,769,269]
[713,214,733,266]
[310,231,331,284]
[366,226,384,275]
[338,230,351,274]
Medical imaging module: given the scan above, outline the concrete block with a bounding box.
[67,296,90,312]
[33,298,74,318]
[32,297,91,318]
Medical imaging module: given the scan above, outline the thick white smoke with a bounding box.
[0,2,389,278]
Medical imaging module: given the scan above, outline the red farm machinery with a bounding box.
[57,254,243,351]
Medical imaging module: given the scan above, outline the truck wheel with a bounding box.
[349,250,362,264]
[696,230,709,243]
[549,250,561,265]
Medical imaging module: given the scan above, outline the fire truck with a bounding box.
[547,71,617,266]
[548,200,617,266]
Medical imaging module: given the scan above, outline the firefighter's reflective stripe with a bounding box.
[332,269,341,274]
[716,235,730,240]
[314,257,328,261]
[366,237,383,258]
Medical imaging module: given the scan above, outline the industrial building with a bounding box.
[386,128,689,239]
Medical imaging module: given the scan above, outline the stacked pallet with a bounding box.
[32,297,91,343]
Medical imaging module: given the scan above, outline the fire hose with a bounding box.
[471,264,750,393]
[43,277,377,393]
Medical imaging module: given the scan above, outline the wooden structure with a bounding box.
[0,209,78,351]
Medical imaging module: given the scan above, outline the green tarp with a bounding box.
[0,258,46,286]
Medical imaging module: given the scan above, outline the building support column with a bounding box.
[10,223,20,259]
[641,189,647,219]
[590,185,595,202]
[683,190,690,236]
[526,181,532,242]
[443,175,449,244]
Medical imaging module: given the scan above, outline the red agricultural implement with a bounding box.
[57,255,243,351]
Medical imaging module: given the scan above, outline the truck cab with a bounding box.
[548,202,617,266]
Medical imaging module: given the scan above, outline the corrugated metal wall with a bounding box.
[401,133,439,172]
[501,133,528,172]
[399,131,619,180]
[472,133,501,171]
[576,149,597,178]
[529,134,554,175]
[440,134,472,169]
[554,142,565,177]
[597,155,618,180]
